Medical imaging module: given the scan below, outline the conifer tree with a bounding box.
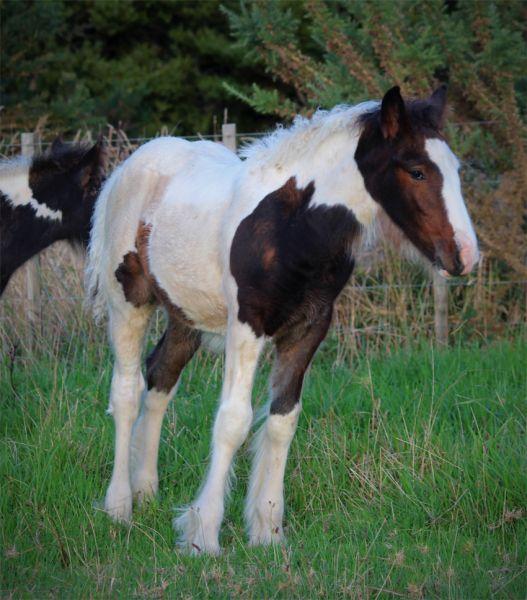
[1,0,275,136]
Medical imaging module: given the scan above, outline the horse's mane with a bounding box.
[239,101,380,167]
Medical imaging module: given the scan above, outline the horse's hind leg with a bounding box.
[130,319,200,502]
[105,302,152,522]
[245,309,332,545]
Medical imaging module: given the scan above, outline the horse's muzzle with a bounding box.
[435,234,479,278]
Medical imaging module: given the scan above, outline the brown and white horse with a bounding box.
[86,86,478,554]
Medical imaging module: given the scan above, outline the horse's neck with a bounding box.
[256,129,380,229]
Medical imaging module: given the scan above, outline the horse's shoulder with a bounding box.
[230,178,360,337]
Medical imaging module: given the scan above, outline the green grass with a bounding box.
[1,334,526,598]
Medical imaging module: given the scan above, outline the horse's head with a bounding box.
[32,137,106,210]
[355,86,479,277]
[0,137,107,295]
[29,136,107,242]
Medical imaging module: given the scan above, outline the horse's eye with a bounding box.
[410,169,425,181]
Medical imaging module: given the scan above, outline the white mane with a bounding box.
[239,101,380,167]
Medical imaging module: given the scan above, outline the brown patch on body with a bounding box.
[115,221,193,325]
[114,222,155,308]
[276,176,315,214]
[270,308,333,415]
[146,319,200,393]
[230,177,360,338]
[115,221,200,393]
[115,251,154,307]
[262,244,277,270]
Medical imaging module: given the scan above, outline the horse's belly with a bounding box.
[148,195,229,334]
[165,274,228,334]
[168,283,228,333]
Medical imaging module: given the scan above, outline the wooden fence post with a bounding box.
[222,123,237,153]
[21,132,42,347]
[433,271,448,346]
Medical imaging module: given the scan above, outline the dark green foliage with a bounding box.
[1,0,275,136]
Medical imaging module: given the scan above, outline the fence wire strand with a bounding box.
[0,119,504,151]
[1,279,525,304]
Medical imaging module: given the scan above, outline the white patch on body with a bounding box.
[0,161,63,222]
[148,140,241,333]
[425,138,479,274]
[238,103,381,231]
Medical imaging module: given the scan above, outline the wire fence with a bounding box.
[0,132,269,151]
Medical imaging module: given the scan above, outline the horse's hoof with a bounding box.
[131,472,158,505]
[173,508,221,556]
[248,524,284,547]
[105,484,133,523]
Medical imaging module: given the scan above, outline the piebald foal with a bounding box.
[0,138,105,295]
[86,86,478,554]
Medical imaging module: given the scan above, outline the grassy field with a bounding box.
[1,332,526,598]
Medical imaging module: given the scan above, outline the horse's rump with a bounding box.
[85,137,240,327]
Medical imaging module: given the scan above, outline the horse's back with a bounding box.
[127,137,239,176]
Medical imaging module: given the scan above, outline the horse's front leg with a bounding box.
[245,309,332,546]
[175,318,264,555]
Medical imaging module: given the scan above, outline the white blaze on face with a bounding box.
[1,167,63,222]
[425,138,479,275]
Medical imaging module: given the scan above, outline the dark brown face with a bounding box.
[355,86,471,276]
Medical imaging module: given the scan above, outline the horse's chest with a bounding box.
[230,178,361,337]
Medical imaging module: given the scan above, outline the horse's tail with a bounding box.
[85,147,169,323]
[84,165,123,323]
[85,138,190,322]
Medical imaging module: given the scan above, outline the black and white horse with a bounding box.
[0,138,106,295]
[86,86,478,554]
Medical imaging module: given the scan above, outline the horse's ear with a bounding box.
[380,86,408,140]
[428,84,448,130]
[79,136,107,190]
[80,136,106,167]
[51,136,65,154]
